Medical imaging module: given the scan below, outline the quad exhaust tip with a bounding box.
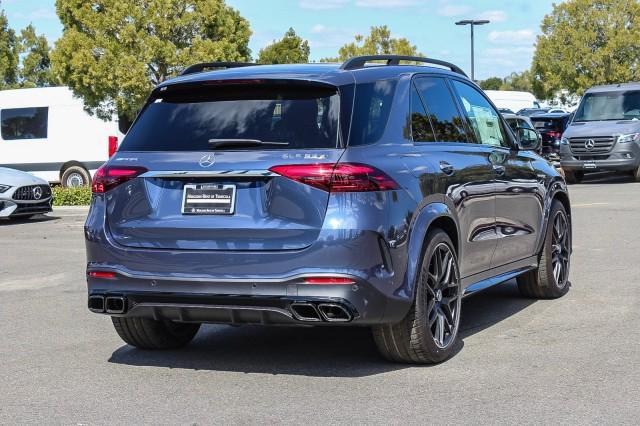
[289,303,322,322]
[88,295,105,313]
[317,303,352,322]
[88,295,126,314]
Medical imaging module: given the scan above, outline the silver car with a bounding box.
[0,167,53,219]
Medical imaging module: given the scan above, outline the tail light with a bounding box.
[88,271,117,279]
[269,163,399,192]
[108,136,118,158]
[547,131,562,139]
[91,165,147,193]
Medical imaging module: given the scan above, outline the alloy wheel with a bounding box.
[551,210,570,288]
[425,243,461,349]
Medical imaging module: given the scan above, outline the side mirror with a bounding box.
[516,127,541,151]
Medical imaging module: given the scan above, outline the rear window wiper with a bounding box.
[207,139,289,149]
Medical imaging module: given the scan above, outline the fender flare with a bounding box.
[535,178,571,256]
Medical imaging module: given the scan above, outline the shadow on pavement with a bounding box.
[108,280,536,377]
[574,171,636,184]
[0,214,59,226]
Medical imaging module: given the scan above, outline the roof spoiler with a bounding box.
[340,55,467,76]
[180,62,256,76]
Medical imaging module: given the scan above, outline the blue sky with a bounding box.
[2,0,560,79]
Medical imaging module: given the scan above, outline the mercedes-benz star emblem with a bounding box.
[32,186,42,200]
[585,139,596,150]
[199,154,215,167]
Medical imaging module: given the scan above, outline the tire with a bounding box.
[517,200,571,299]
[111,317,200,349]
[564,170,583,184]
[372,229,462,364]
[61,165,91,187]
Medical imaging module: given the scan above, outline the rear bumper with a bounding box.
[86,270,410,325]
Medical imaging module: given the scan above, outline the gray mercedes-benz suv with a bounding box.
[85,55,572,364]
[561,82,640,183]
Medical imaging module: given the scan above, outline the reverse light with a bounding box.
[617,133,640,144]
[88,271,117,279]
[269,163,399,192]
[91,165,148,193]
[303,277,356,285]
[108,136,119,158]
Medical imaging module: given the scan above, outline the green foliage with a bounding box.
[0,7,18,89]
[18,25,55,88]
[51,0,252,122]
[321,25,421,62]
[257,28,309,64]
[52,186,92,206]
[532,0,640,100]
[479,77,503,90]
[479,71,533,93]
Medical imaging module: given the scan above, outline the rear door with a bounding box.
[106,81,345,251]
[412,76,497,278]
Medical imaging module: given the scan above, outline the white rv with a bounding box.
[0,86,123,186]
[484,90,541,114]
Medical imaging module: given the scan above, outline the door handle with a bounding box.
[493,164,506,176]
[439,161,455,175]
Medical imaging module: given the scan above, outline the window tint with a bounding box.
[1,107,48,140]
[120,85,340,152]
[451,80,508,148]
[349,80,397,146]
[410,85,435,142]
[414,77,469,142]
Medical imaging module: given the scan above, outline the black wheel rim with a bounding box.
[426,243,461,349]
[551,210,570,288]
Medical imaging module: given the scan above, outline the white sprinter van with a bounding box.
[0,86,123,187]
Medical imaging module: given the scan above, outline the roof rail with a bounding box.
[180,62,256,76]
[340,55,467,76]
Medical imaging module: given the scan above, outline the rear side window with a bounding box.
[414,77,469,143]
[1,107,48,140]
[349,80,397,146]
[119,84,340,151]
[411,86,436,142]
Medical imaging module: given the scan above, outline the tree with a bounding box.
[257,28,309,64]
[479,77,503,90]
[0,6,18,89]
[321,25,421,62]
[501,70,533,92]
[18,24,54,88]
[532,0,640,100]
[51,0,252,123]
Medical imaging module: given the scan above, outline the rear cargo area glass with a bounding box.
[120,85,340,151]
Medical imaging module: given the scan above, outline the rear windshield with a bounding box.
[531,117,566,131]
[574,90,640,122]
[119,84,340,151]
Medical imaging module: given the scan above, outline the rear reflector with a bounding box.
[303,277,355,285]
[91,165,148,193]
[108,136,118,158]
[88,271,117,279]
[269,163,399,192]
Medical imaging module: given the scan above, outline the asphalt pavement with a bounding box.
[1,173,639,424]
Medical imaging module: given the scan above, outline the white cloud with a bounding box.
[299,0,349,10]
[14,7,57,20]
[477,10,507,23]
[437,4,472,16]
[355,0,422,8]
[488,29,536,45]
[308,24,357,50]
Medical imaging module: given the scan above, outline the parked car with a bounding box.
[85,56,572,364]
[560,82,640,183]
[530,113,572,160]
[503,114,542,155]
[498,107,515,114]
[485,90,541,113]
[0,86,124,187]
[517,107,551,117]
[548,108,568,114]
[0,167,52,219]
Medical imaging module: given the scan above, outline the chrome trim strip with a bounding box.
[140,170,278,178]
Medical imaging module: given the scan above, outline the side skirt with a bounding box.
[462,255,538,297]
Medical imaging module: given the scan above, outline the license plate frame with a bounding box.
[181,184,236,215]
[583,162,597,170]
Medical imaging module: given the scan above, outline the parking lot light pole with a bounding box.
[455,19,490,81]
